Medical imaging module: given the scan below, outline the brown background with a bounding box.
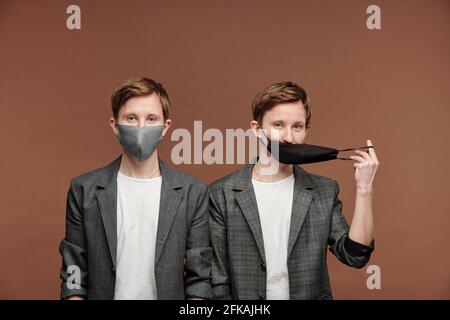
[0,0,449,299]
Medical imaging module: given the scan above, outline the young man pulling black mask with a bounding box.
[209,81,380,300]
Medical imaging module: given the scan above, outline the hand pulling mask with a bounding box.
[117,124,165,162]
[261,132,373,165]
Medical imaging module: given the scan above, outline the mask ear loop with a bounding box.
[337,146,374,160]
[258,127,270,148]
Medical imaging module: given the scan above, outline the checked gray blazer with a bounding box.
[59,156,212,300]
[209,164,374,300]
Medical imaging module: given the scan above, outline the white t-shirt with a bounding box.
[252,174,294,300]
[114,171,162,300]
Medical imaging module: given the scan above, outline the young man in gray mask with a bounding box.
[209,81,379,300]
[59,78,211,300]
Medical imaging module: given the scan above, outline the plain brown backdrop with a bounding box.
[0,0,449,299]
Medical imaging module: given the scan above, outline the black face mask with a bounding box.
[263,135,373,165]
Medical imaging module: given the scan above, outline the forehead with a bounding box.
[119,93,163,115]
[263,101,306,122]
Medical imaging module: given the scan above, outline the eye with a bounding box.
[293,124,304,130]
[147,116,157,122]
[127,115,136,121]
[274,122,282,128]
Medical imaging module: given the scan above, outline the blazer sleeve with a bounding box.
[328,180,375,269]
[209,190,232,300]
[59,179,88,299]
[184,182,213,299]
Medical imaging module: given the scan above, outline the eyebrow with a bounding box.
[123,113,160,117]
[271,120,305,124]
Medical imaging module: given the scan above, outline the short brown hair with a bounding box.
[111,77,171,120]
[251,81,312,128]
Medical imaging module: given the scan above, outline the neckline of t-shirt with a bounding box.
[117,171,163,183]
[251,174,294,186]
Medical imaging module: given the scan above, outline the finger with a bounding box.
[349,155,365,163]
[355,149,371,161]
[367,139,379,164]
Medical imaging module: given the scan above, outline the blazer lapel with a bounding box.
[287,165,315,259]
[154,158,183,266]
[234,164,266,264]
[95,156,122,269]
[95,156,184,269]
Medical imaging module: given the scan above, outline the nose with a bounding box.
[280,128,294,144]
[137,118,146,128]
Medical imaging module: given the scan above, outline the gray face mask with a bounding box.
[117,124,164,162]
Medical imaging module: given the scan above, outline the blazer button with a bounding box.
[259,294,266,300]
[112,266,116,272]
[260,263,266,272]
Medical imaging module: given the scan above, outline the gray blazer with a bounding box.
[209,164,374,300]
[59,156,212,300]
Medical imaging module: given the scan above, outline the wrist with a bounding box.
[356,185,373,195]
